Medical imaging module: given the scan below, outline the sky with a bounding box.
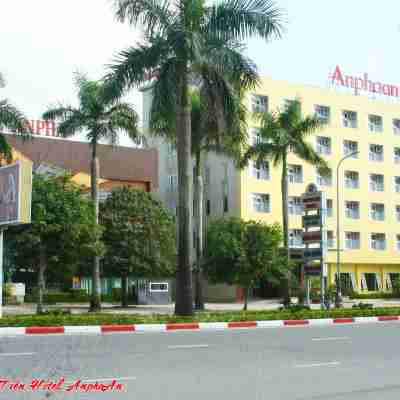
[1,0,400,146]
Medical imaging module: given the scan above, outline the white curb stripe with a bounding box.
[135,324,166,332]
[256,320,284,328]
[308,318,333,326]
[0,327,26,336]
[64,326,101,335]
[354,317,379,324]
[198,322,228,330]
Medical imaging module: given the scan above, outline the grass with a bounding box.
[1,307,400,327]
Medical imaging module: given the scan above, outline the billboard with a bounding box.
[0,162,32,226]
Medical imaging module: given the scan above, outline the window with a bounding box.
[316,168,332,187]
[370,233,386,250]
[283,99,296,111]
[288,165,303,183]
[369,144,384,162]
[345,232,360,249]
[362,273,378,291]
[167,143,176,158]
[206,199,211,216]
[288,196,303,215]
[250,160,269,180]
[327,231,334,248]
[368,114,383,132]
[343,140,358,157]
[314,105,330,122]
[370,203,385,221]
[149,282,169,292]
[251,94,268,113]
[389,273,400,289]
[394,148,400,164]
[345,201,360,219]
[395,177,400,193]
[251,193,270,213]
[223,195,229,213]
[396,206,400,222]
[342,110,357,128]
[396,235,400,251]
[344,171,359,189]
[204,166,210,185]
[316,136,331,155]
[326,199,333,217]
[251,128,262,145]
[168,175,178,191]
[289,229,303,248]
[370,174,384,192]
[393,119,400,135]
[290,229,304,248]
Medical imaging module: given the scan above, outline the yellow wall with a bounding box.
[239,76,400,284]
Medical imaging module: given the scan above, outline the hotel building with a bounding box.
[143,73,400,297]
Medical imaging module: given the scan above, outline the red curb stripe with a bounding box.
[101,325,135,333]
[333,318,354,324]
[26,326,65,335]
[378,316,399,321]
[284,320,309,326]
[227,321,257,328]
[166,323,199,331]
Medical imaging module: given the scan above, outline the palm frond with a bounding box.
[113,0,173,36]
[105,102,140,141]
[205,0,284,42]
[43,105,85,138]
[240,141,276,168]
[149,57,177,138]
[0,134,13,163]
[198,36,259,91]
[103,36,169,101]
[0,99,31,136]
[292,141,329,173]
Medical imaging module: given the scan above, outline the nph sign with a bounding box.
[26,120,57,137]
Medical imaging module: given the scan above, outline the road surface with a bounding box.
[0,323,399,399]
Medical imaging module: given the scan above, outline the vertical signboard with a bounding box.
[301,183,327,309]
[0,161,32,318]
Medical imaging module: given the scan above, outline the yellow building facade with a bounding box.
[240,76,400,293]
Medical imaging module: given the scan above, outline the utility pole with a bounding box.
[335,151,360,307]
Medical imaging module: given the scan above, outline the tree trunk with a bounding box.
[243,287,249,311]
[194,150,204,310]
[174,59,194,316]
[121,272,129,308]
[281,155,291,306]
[90,142,101,312]
[36,251,47,314]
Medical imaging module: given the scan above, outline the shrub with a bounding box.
[352,302,374,309]
[349,292,398,300]
[3,283,12,303]
[112,288,122,301]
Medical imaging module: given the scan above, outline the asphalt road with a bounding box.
[0,323,400,399]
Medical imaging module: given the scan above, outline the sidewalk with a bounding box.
[4,298,400,315]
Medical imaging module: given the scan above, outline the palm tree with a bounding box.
[0,72,31,162]
[241,99,329,305]
[43,73,139,311]
[104,0,284,316]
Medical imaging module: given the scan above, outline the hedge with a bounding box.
[349,292,400,300]
[24,292,117,304]
[1,307,400,327]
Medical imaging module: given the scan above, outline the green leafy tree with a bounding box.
[0,72,31,162]
[43,73,139,311]
[100,187,176,307]
[105,0,283,316]
[7,175,103,314]
[241,99,329,305]
[204,217,284,310]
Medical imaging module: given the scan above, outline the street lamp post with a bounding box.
[335,150,360,308]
